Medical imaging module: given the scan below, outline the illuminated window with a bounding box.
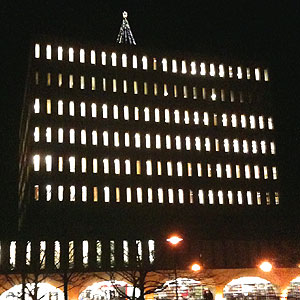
[69,101,75,116]
[46,184,52,201]
[142,56,148,70]
[69,129,75,144]
[241,115,247,128]
[82,186,87,202]
[34,98,40,113]
[132,55,137,68]
[230,90,235,102]
[255,68,261,81]
[122,53,127,67]
[207,164,212,177]
[144,82,148,95]
[46,44,51,59]
[198,190,204,204]
[81,157,87,173]
[226,164,232,178]
[200,62,206,75]
[146,134,151,148]
[266,192,271,205]
[184,111,190,124]
[137,188,143,203]
[45,127,51,143]
[148,188,153,203]
[268,117,274,130]
[154,83,158,96]
[205,137,211,152]
[111,52,117,66]
[259,116,264,129]
[164,84,168,96]
[224,139,230,152]
[58,186,63,201]
[82,240,88,266]
[101,51,106,65]
[166,135,171,149]
[158,188,163,203]
[175,136,181,150]
[211,88,216,101]
[91,50,96,64]
[172,59,177,73]
[125,187,131,203]
[157,161,162,175]
[275,192,279,205]
[208,190,214,204]
[270,141,276,154]
[58,73,63,87]
[93,158,98,173]
[219,64,225,77]
[167,161,172,176]
[69,75,73,88]
[185,136,191,150]
[91,77,96,90]
[68,241,74,268]
[80,76,85,89]
[146,160,152,176]
[33,154,40,171]
[102,104,108,119]
[237,66,242,79]
[227,191,233,204]
[261,141,266,154]
[168,189,174,203]
[25,242,31,265]
[194,112,199,124]
[35,43,40,58]
[174,85,178,98]
[144,107,150,122]
[250,115,256,129]
[221,89,225,101]
[68,48,74,62]
[197,163,202,177]
[203,112,209,126]
[246,67,251,79]
[236,165,241,178]
[252,140,258,154]
[46,99,51,114]
[222,114,228,126]
[181,60,187,74]
[164,109,170,123]
[70,185,75,201]
[187,162,192,176]
[246,191,252,205]
[112,79,117,93]
[44,155,52,172]
[209,63,215,76]
[81,130,86,145]
[193,87,197,99]
[35,71,39,84]
[135,133,141,148]
[272,166,278,180]
[124,132,130,147]
[121,106,129,121]
[174,110,180,124]
[191,61,196,75]
[231,114,237,127]
[80,49,85,63]
[237,191,242,204]
[243,140,249,153]
[134,81,138,94]
[102,78,106,91]
[218,191,224,204]
[228,66,233,78]
[154,108,160,123]
[93,187,98,202]
[125,159,131,175]
[103,158,109,174]
[114,159,120,175]
[34,127,40,142]
[69,156,75,173]
[215,139,220,151]
[177,162,183,177]
[216,164,222,178]
[136,160,141,175]
[34,185,39,200]
[178,189,184,204]
[156,134,161,149]
[114,132,119,147]
[123,80,127,93]
[10,241,16,268]
[254,165,260,179]
[134,107,139,120]
[162,58,167,72]
[213,114,218,126]
[264,69,269,81]
[245,165,251,179]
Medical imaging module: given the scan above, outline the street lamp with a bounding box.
[191,263,202,272]
[167,235,183,300]
[259,261,272,272]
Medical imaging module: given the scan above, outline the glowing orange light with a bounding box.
[167,235,183,245]
[259,261,272,272]
[191,263,201,272]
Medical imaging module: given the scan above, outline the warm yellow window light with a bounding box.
[166,235,183,245]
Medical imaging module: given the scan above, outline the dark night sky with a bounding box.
[0,1,299,234]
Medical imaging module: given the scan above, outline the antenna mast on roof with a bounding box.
[116,11,136,45]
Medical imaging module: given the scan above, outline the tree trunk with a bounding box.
[21,273,26,300]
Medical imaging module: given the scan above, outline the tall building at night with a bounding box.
[1,13,298,300]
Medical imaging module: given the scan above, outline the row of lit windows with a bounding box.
[34,44,269,81]
[32,155,278,180]
[34,184,279,206]
[33,129,276,155]
[33,98,275,130]
[36,72,263,104]
[8,239,155,269]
